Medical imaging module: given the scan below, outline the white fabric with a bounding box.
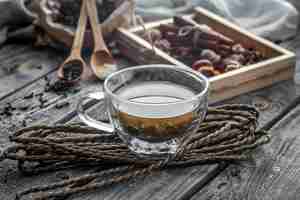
[0,0,298,46]
[135,0,299,41]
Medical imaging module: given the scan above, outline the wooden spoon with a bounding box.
[57,0,91,81]
[86,0,117,80]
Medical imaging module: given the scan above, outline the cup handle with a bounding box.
[77,92,114,133]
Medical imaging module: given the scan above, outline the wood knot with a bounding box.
[252,97,271,111]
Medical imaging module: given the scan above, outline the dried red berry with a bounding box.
[232,44,246,54]
[175,47,192,57]
[201,49,221,64]
[197,66,215,77]
[192,59,213,70]
[223,59,242,72]
[228,54,246,64]
[154,39,171,52]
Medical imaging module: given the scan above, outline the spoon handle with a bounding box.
[86,0,109,52]
[70,0,88,56]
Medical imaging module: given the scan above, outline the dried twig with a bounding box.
[0,104,269,200]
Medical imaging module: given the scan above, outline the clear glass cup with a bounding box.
[77,65,209,158]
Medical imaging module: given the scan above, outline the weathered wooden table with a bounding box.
[0,33,300,199]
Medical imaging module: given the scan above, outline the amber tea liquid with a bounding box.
[114,81,199,141]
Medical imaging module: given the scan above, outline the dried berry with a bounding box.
[154,39,171,52]
[192,59,213,70]
[175,47,192,58]
[197,66,216,77]
[232,44,246,54]
[228,54,246,64]
[201,49,221,64]
[223,59,242,72]
[142,17,266,77]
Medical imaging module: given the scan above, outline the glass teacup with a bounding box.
[77,65,209,157]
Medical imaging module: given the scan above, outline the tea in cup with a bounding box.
[77,65,209,157]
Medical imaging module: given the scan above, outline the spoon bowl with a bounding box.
[90,51,117,80]
[86,0,117,80]
[58,58,86,83]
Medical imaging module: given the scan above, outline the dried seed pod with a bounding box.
[192,59,213,70]
[228,54,246,64]
[154,39,171,52]
[223,59,242,72]
[232,44,246,54]
[226,64,241,72]
[193,25,234,45]
[197,66,216,77]
[201,49,221,64]
[174,47,192,58]
[178,26,194,37]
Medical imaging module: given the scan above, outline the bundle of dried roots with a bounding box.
[0,104,270,200]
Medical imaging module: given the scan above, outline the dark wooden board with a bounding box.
[189,35,300,200]
[54,80,297,200]
[191,99,300,200]
[0,55,132,200]
[0,44,65,100]
[0,98,104,200]
[0,38,299,200]
[0,75,298,200]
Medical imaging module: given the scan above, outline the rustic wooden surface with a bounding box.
[189,35,300,199]
[0,30,300,200]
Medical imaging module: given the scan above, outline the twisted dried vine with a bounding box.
[0,104,270,200]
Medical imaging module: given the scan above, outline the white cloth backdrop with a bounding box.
[0,0,298,44]
[135,0,299,41]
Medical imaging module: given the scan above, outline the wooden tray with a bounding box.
[115,7,296,103]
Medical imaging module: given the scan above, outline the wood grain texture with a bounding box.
[190,35,300,200]
[0,56,132,200]
[0,44,64,100]
[0,27,299,200]
[0,74,297,200]
[191,99,300,200]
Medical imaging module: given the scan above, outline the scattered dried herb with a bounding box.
[15,101,31,111]
[55,101,70,109]
[23,92,34,100]
[62,62,82,81]
[0,103,16,117]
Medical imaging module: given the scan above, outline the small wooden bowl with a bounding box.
[32,0,135,48]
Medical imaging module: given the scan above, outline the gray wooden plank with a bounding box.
[56,79,297,200]
[0,80,103,200]
[0,82,297,200]
[52,36,300,199]
[191,98,300,200]
[0,56,132,200]
[0,40,299,200]
[0,44,64,100]
[188,33,300,200]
